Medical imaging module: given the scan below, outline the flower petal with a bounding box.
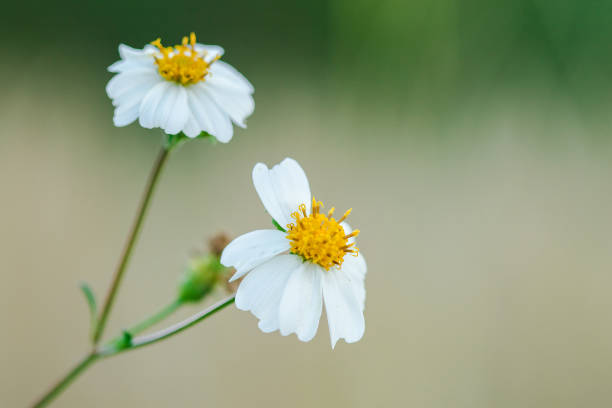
[221,230,290,282]
[208,60,254,93]
[279,262,323,341]
[111,77,159,110]
[252,158,312,229]
[113,104,140,127]
[107,44,157,73]
[151,83,179,128]
[109,77,160,127]
[235,254,301,333]
[340,253,367,311]
[106,70,158,101]
[188,85,233,142]
[182,116,200,138]
[162,85,189,135]
[138,81,171,129]
[205,83,254,128]
[194,43,225,62]
[322,267,365,348]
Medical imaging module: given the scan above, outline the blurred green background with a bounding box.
[2,0,612,406]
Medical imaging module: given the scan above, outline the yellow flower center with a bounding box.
[151,33,220,86]
[286,198,360,270]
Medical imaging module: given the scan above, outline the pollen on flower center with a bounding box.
[151,33,219,86]
[286,198,360,270]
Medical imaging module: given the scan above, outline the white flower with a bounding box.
[221,158,366,348]
[106,33,254,143]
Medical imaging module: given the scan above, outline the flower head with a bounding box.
[106,33,254,142]
[221,158,366,348]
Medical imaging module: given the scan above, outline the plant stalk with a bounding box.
[100,295,235,356]
[126,299,183,336]
[93,146,170,344]
[31,295,235,407]
[31,353,98,408]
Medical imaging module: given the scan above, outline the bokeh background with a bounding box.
[2,0,612,406]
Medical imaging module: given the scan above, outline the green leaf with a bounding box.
[118,330,133,349]
[79,283,97,339]
[272,219,286,232]
[164,132,214,150]
[109,330,133,351]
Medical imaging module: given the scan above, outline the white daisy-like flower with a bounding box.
[106,33,254,143]
[221,158,366,348]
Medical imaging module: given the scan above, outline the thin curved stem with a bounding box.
[31,295,235,407]
[93,146,170,344]
[99,295,235,357]
[31,353,98,408]
[126,299,183,336]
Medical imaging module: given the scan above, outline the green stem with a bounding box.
[31,295,235,407]
[31,353,98,408]
[126,299,183,336]
[93,146,170,344]
[99,295,235,357]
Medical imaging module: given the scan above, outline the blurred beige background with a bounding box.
[2,0,612,406]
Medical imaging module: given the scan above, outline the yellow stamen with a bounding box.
[150,33,219,86]
[286,198,360,270]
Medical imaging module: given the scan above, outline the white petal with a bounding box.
[182,116,200,138]
[113,104,140,127]
[221,230,290,282]
[188,85,233,142]
[194,43,225,62]
[205,83,254,127]
[340,253,367,311]
[106,69,158,100]
[162,86,189,135]
[252,158,312,229]
[108,44,157,73]
[118,44,147,60]
[208,61,254,93]
[235,254,301,333]
[279,263,323,341]
[108,59,154,73]
[138,82,171,129]
[151,84,179,128]
[111,77,159,111]
[322,267,365,348]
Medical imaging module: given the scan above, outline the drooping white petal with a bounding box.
[279,262,323,341]
[151,83,179,128]
[252,158,312,229]
[111,77,159,110]
[161,85,189,135]
[113,104,140,127]
[182,116,200,138]
[110,77,161,127]
[236,254,301,333]
[205,83,254,128]
[322,267,365,348]
[138,81,171,129]
[208,61,254,93]
[188,85,233,142]
[106,70,159,101]
[221,230,290,282]
[107,44,157,73]
[340,253,367,311]
[194,44,225,62]
[118,44,148,60]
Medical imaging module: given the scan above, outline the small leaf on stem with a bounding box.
[79,282,97,339]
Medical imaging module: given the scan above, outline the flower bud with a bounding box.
[177,254,224,303]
